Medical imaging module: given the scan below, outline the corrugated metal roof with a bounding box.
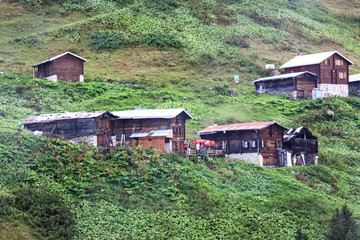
[130,129,173,138]
[280,51,353,69]
[32,52,87,67]
[22,111,108,125]
[253,71,318,83]
[349,74,360,83]
[196,121,288,135]
[111,108,193,120]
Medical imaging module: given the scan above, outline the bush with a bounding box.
[138,32,182,49]
[89,31,129,52]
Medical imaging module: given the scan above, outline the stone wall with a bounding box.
[225,153,263,166]
[318,84,348,97]
[45,75,58,82]
[258,90,297,100]
[69,135,97,146]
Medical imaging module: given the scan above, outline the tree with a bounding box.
[326,205,359,240]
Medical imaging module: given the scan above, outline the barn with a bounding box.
[196,122,288,166]
[253,71,318,99]
[22,111,116,147]
[32,52,87,83]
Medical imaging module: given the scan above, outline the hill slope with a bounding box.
[1,0,360,239]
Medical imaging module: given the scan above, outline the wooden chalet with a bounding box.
[280,51,353,97]
[196,122,288,166]
[348,74,360,93]
[111,108,193,154]
[32,52,87,83]
[281,127,318,166]
[22,111,116,147]
[253,71,318,100]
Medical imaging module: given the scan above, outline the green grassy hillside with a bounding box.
[1,0,360,239]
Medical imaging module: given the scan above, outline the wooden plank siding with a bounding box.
[296,75,317,98]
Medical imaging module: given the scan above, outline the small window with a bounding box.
[339,72,346,79]
[148,139,152,142]
[276,140,282,148]
[335,59,343,66]
[251,141,256,148]
[325,59,330,65]
[243,141,248,148]
[261,140,267,148]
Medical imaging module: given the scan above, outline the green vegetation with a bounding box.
[2,0,360,238]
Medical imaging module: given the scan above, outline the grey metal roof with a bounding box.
[32,52,87,67]
[22,111,108,125]
[130,129,173,138]
[349,74,360,83]
[111,108,193,120]
[280,51,353,69]
[253,71,318,83]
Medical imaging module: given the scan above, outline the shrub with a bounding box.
[88,31,129,52]
[138,32,182,49]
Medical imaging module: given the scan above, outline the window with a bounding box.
[251,141,256,148]
[243,141,248,148]
[276,140,282,148]
[339,72,346,79]
[261,140,267,148]
[335,59,343,66]
[325,59,330,65]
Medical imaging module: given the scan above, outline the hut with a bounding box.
[22,111,116,147]
[281,127,318,166]
[130,129,173,153]
[253,71,318,100]
[196,122,288,166]
[111,108,193,154]
[280,51,353,97]
[32,52,87,83]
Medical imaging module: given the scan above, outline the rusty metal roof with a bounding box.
[111,108,193,120]
[22,111,109,125]
[32,52,87,67]
[130,129,173,138]
[196,121,288,135]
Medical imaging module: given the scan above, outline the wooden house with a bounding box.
[32,52,87,83]
[280,51,353,97]
[348,74,360,92]
[253,71,318,100]
[196,122,288,166]
[281,127,318,166]
[111,108,193,154]
[22,111,116,147]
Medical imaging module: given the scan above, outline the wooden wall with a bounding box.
[296,74,317,99]
[136,137,166,152]
[259,124,285,166]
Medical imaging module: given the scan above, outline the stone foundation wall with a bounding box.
[69,135,97,146]
[258,90,297,100]
[225,153,263,166]
[45,75,58,82]
[318,84,348,98]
